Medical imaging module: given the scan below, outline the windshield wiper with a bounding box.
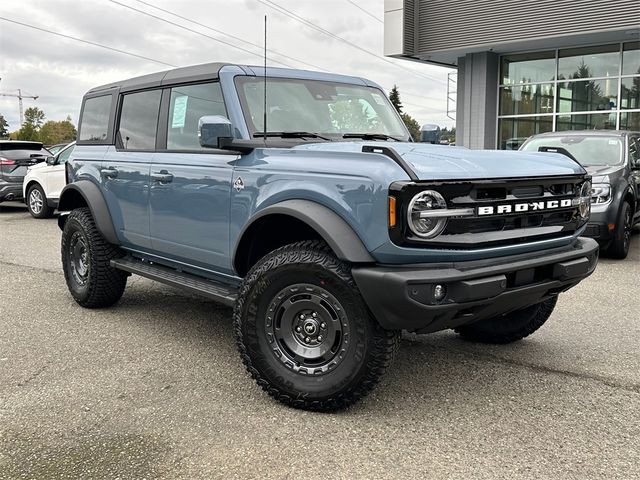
[342,133,401,141]
[253,131,331,141]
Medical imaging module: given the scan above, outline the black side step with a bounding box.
[111,257,238,306]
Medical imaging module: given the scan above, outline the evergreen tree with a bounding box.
[389,85,403,114]
[0,115,9,138]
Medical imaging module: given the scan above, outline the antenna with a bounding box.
[263,14,267,143]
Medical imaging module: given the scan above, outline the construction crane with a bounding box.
[0,89,39,127]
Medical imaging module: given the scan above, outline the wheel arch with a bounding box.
[233,200,374,277]
[57,180,118,244]
[24,179,43,199]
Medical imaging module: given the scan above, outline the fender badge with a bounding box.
[233,176,245,192]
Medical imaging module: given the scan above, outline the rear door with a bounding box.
[0,142,49,183]
[101,89,161,249]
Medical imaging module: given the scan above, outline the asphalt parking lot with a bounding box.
[0,202,638,480]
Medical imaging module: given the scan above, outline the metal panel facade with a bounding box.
[414,0,640,54]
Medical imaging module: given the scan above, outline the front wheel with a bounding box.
[61,207,127,308]
[607,202,632,259]
[454,297,557,344]
[234,240,400,411]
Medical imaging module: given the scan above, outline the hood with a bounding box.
[584,164,625,184]
[293,142,586,180]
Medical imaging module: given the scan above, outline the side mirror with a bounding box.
[198,115,234,149]
[46,156,57,166]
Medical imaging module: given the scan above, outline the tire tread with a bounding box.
[233,240,400,411]
[61,207,127,308]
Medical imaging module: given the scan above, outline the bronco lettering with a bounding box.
[477,198,573,216]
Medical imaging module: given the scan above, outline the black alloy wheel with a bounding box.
[234,240,400,411]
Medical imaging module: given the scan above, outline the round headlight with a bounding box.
[579,181,591,219]
[408,190,448,238]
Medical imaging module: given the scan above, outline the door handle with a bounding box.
[100,168,118,179]
[151,170,174,184]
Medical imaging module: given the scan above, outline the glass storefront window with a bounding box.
[622,41,640,76]
[558,45,620,80]
[499,84,554,115]
[620,111,640,130]
[556,78,618,113]
[498,116,553,150]
[621,77,640,109]
[498,43,637,149]
[556,113,617,131]
[500,51,555,85]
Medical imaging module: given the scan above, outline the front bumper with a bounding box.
[0,181,23,202]
[352,237,599,333]
[582,205,617,244]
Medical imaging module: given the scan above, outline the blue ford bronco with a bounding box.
[58,63,598,411]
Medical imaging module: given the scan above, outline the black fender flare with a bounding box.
[57,180,119,245]
[234,199,375,265]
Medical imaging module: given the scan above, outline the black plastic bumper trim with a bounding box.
[352,237,599,333]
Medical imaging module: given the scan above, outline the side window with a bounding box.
[57,145,75,164]
[167,82,226,150]
[78,95,112,142]
[629,137,639,166]
[118,90,162,150]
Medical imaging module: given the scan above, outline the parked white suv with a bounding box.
[23,142,74,218]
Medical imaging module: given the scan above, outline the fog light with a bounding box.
[433,284,446,302]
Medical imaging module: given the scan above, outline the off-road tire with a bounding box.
[234,240,400,411]
[27,184,53,219]
[454,297,557,344]
[61,207,127,308]
[606,201,632,260]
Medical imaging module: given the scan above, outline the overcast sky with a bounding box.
[0,0,455,132]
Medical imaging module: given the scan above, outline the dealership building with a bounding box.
[384,0,640,149]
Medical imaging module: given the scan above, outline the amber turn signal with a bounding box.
[389,196,397,228]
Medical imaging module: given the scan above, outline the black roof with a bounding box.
[86,62,234,94]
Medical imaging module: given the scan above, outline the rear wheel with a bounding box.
[454,297,557,344]
[607,201,632,259]
[234,240,400,411]
[27,184,53,218]
[61,207,127,308]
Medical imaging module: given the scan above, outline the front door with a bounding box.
[629,136,640,220]
[149,81,236,273]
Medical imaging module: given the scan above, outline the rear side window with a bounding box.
[118,90,162,150]
[79,95,112,142]
[167,82,226,150]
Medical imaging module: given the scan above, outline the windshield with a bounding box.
[235,76,410,141]
[521,136,624,167]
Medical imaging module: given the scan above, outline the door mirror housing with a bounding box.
[46,156,58,166]
[198,115,234,149]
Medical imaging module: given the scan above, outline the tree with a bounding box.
[15,107,46,141]
[388,86,422,141]
[440,126,456,143]
[39,116,77,145]
[389,85,403,114]
[0,115,9,138]
[401,113,421,142]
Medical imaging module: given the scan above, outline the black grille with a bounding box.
[389,176,589,249]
